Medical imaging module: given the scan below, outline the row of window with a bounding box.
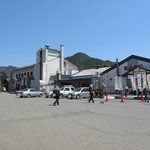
[16,71,33,78]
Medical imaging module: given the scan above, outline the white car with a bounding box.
[59,86,75,98]
[16,88,43,98]
[68,87,89,99]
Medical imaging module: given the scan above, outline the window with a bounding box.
[124,66,128,71]
[65,88,69,91]
[82,88,89,92]
[30,89,36,92]
[30,72,33,76]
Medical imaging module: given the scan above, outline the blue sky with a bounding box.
[0,0,150,67]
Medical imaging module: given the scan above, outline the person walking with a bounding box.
[143,86,149,103]
[89,84,94,103]
[53,86,60,106]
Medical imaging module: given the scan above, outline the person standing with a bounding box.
[53,86,60,106]
[125,86,129,97]
[89,84,94,103]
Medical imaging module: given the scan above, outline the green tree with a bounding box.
[0,71,8,90]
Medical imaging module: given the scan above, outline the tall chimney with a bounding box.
[60,45,64,75]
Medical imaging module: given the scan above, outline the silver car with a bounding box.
[16,88,43,98]
[45,88,54,98]
[68,87,89,99]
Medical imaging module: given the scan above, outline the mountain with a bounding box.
[65,52,115,70]
[0,66,17,76]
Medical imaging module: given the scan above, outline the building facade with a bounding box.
[101,55,150,93]
[9,45,79,91]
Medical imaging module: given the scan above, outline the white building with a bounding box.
[101,55,150,93]
[9,45,79,91]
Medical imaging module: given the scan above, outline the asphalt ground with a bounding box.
[0,92,150,150]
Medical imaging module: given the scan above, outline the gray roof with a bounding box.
[72,67,110,77]
[11,64,35,72]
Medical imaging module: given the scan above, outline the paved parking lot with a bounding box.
[0,92,150,150]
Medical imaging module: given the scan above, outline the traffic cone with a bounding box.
[105,94,109,102]
[120,94,124,103]
[141,93,144,102]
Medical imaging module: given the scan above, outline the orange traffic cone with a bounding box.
[105,94,109,102]
[120,94,124,103]
[141,93,144,102]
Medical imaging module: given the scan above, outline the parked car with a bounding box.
[45,88,54,98]
[16,88,43,98]
[68,87,89,99]
[59,86,75,98]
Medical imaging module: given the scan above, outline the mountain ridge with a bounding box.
[65,52,115,70]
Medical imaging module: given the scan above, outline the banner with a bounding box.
[143,74,147,88]
[129,76,136,91]
[137,74,141,89]
[115,76,118,90]
[147,74,150,89]
[115,76,122,90]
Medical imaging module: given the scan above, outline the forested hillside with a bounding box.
[65,52,115,70]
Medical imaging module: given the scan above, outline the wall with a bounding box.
[35,48,62,91]
[43,50,60,91]
[64,60,79,75]
[101,68,117,93]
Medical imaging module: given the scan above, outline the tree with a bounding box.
[0,71,8,91]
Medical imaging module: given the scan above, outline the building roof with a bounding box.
[40,47,60,53]
[12,64,35,72]
[72,67,110,77]
[101,55,150,75]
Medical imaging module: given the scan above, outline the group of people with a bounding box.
[52,84,95,106]
[125,86,149,103]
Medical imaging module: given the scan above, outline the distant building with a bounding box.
[9,45,79,91]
